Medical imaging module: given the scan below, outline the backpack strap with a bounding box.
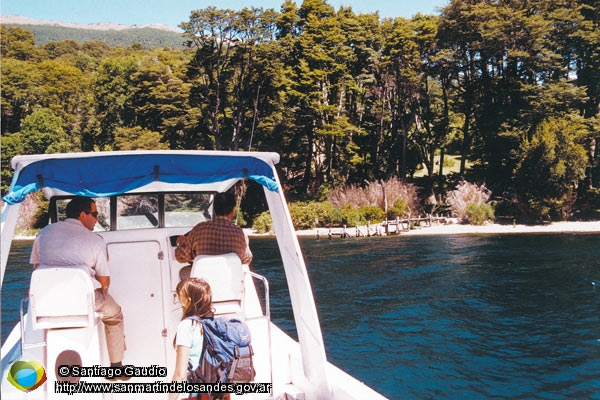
[185,314,214,323]
[201,323,226,364]
[187,316,228,365]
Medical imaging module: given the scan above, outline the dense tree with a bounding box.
[568,0,600,189]
[18,108,74,154]
[90,56,139,149]
[278,0,365,196]
[1,1,598,221]
[514,115,590,221]
[130,55,193,148]
[1,59,40,133]
[36,60,87,133]
[0,26,44,61]
[1,108,74,191]
[181,7,240,150]
[113,126,169,150]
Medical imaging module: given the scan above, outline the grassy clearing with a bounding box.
[413,154,471,177]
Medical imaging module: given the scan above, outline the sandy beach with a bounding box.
[265,220,600,238]
[12,221,599,241]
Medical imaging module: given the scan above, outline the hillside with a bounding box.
[1,15,187,49]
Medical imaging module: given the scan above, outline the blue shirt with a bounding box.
[175,318,204,370]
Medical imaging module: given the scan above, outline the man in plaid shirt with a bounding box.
[175,192,253,265]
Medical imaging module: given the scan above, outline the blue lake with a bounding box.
[2,233,600,399]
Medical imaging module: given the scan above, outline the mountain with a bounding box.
[1,15,187,49]
[1,15,182,33]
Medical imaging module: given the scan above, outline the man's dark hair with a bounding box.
[213,192,236,216]
[66,196,95,219]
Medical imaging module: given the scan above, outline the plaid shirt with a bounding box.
[175,216,252,265]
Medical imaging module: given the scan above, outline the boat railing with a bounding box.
[246,270,273,393]
[246,271,270,321]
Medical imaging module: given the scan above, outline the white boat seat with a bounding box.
[190,253,245,317]
[29,265,96,330]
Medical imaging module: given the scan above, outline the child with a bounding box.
[169,278,214,400]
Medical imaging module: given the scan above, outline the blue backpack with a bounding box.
[186,316,255,384]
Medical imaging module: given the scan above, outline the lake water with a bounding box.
[2,234,600,399]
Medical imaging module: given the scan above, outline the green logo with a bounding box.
[7,354,47,392]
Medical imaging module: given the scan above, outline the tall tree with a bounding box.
[437,0,483,176]
[334,8,385,184]
[279,0,365,196]
[0,26,44,61]
[385,16,426,180]
[514,115,590,220]
[1,59,40,134]
[181,7,239,150]
[36,60,87,136]
[91,56,139,149]
[567,0,600,188]
[130,54,193,149]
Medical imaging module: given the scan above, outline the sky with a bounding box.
[2,0,448,29]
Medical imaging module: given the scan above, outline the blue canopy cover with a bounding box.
[3,153,279,205]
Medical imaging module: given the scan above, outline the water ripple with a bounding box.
[3,234,600,400]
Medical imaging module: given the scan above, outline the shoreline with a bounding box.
[12,220,600,241]
[249,220,600,238]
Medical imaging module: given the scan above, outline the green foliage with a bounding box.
[30,193,50,229]
[1,134,23,194]
[443,157,456,170]
[1,58,44,133]
[20,108,74,154]
[288,202,334,230]
[1,26,41,60]
[282,201,386,229]
[465,202,495,225]
[252,211,273,234]
[358,205,385,223]
[328,207,344,226]
[114,127,168,150]
[387,198,408,219]
[5,24,186,49]
[91,56,140,149]
[337,204,364,227]
[130,56,192,147]
[1,0,599,224]
[329,203,384,227]
[234,211,249,229]
[514,115,590,221]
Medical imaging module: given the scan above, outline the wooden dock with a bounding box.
[314,215,451,239]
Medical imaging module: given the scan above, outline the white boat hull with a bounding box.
[1,151,388,399]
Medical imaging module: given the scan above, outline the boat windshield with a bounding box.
[51,193,213,231]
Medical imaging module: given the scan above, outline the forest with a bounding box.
[4,24,186,49]
[1,0,599,227]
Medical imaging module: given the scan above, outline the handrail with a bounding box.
[247,271,272,396]
[247,271,270,320]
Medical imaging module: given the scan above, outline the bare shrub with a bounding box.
[446,180,493,223]
[327,178,421,217]
[380,179,421,216]
[11,192,50,234]
[15,193,42,232]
